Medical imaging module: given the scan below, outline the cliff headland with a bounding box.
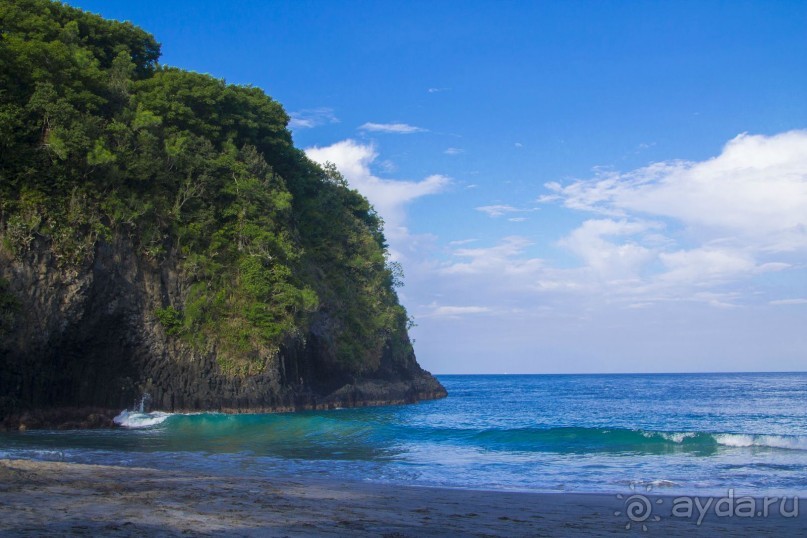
[0,0,445,429]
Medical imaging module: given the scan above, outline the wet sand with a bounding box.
[0,459,802,536]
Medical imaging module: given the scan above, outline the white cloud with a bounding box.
[425,304,491,318]
[444,147,464,155]
[359,122,426,134]
[558,219,657,281]
[476,205,521,217]
[425,130,807,317]
[770,298,807,305]
[288,108,339,129]
[657,247,756,284]
[530,130,807,300]
[441,236,545,276]
[476,205,537,218]
[546,131,807,251]
[305,139,449,250]
[379,159,397,173]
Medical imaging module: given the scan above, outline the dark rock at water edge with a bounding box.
[1,407,118,431]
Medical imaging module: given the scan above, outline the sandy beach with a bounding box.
[0,459,802,536]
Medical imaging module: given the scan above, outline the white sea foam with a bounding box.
[649,479,680,488]
[714,433,807,451]
[113,410,172,428]
[714,433,755,447]
[660,432,696,443]
[0,449,65,461]
[640,431,696,443]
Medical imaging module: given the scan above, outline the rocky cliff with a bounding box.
[0,0,446,428]
[0,232,445,429]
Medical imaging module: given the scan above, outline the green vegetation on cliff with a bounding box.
[0,0,411,376]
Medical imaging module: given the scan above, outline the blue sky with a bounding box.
[69,0,807,374]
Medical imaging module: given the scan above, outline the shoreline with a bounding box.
[1,459,803,536]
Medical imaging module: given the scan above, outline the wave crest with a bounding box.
[113,410,172,428]
[713,433,807,451]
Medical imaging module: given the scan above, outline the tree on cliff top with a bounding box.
[0,0,412,376]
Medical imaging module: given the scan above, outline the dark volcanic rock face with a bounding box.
[0,236,446,427]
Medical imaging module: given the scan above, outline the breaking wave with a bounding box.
[113,410,173,429]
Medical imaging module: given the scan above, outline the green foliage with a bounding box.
[0,0,414,376]
[154,306,183,336]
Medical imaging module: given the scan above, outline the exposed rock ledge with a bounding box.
[1,376,446,431]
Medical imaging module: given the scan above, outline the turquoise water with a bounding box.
[2,373,807,494]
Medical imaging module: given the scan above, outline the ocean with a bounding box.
[2,373,807,496]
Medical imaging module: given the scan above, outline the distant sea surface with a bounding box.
[3,373,807,495]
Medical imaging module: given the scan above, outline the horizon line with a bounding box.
[432,370,807,376]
